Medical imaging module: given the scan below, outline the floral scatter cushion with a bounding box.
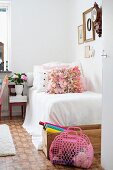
[47,68,68,94]
[68,66,84,93]
[47,66,85,94]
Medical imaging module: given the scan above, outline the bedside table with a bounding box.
[9,95,27,119]
[8,84,27,119]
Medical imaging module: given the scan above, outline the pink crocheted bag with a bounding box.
[49,127,94,168]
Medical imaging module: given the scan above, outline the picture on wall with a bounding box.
[78,25,84,44]
[83,7,95,42]
[85,46,90,58]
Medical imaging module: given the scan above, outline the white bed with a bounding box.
[23,87,102,149]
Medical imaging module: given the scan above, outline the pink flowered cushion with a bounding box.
[47,66,85,94]
[47,68,68,94]
[68,66,84,93]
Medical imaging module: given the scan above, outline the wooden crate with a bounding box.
[42,124,101,159]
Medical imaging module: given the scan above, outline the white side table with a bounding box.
[9,95,27,119]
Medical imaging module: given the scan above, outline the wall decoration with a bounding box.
[85,46,90,58]
[91,2,102,37]
[83,7,95,42]
[78,25,84,44]
[89,47,95,57]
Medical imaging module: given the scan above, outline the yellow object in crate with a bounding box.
[46,127,61,133]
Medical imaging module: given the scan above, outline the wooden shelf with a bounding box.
[0,70,12,73]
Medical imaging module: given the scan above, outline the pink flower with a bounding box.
[21,75,27,81]
[51,82,56,88]
[54,88,59,94]
[63,81,67,86]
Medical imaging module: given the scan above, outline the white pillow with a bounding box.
[42,62,70,69]
[42,62,59,69]
[81,59,102,93]
[36,69,48,92]
[33,65,49,92]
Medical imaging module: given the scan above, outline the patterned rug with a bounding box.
[0,124,16,156]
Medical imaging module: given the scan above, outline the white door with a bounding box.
[101,0,113,169]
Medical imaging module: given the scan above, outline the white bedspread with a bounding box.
[23,87,102,149]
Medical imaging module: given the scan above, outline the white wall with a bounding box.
[67,0,103,95]
[73,0,102,61]
[2,0,103,72]
[10,0,75,72]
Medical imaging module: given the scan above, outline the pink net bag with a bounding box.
[49,127,94,168]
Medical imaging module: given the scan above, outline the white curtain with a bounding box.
[0,8,8,70]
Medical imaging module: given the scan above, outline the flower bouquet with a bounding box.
[8,73,27,85]
[8,73,27,96]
